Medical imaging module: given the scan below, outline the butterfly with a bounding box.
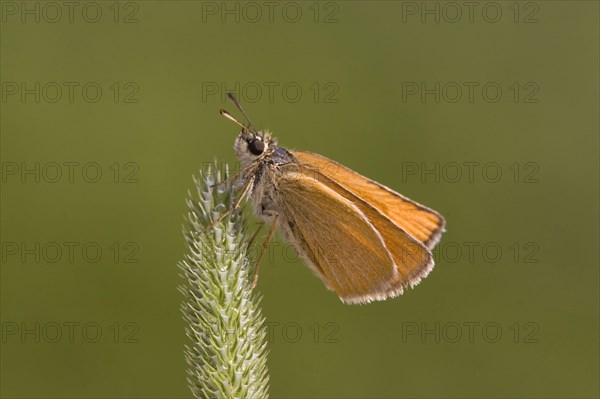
[218,94,445,304]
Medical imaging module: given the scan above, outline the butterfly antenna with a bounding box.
[226,92,258,133]
[219,109,254,134]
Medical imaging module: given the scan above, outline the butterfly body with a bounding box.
[232,127,446,304]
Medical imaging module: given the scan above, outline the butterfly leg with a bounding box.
[208,169,241,188]
[252,213,279,288]
[208,163,253,189]
[246,220,266,253]
[198,176,254,236]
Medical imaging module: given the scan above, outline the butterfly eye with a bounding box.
[248,139,265,155]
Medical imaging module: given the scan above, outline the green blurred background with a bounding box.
[1,1,598,398]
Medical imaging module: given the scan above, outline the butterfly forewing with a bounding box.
[291,150,446,249]
[294,163,434,289]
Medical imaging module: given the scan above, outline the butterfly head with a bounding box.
[234,129,277,165]
[220,93,278,165]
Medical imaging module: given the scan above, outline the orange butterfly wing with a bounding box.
[290,150,446,249]
[277,171,429,303]
[278,170,398,303]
